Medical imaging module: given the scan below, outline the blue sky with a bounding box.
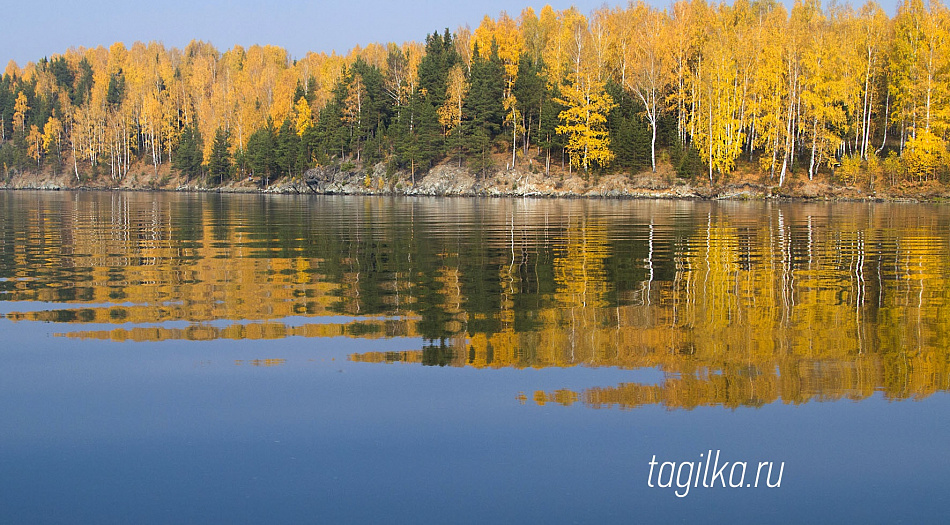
[6,0,901,67]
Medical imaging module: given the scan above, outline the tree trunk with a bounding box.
[650,117,657,173]
[511,120,516,169]
[72,138,80,182]
[877,90,889,155]
[808,117,818,180]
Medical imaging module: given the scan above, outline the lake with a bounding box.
[2,191,949,523]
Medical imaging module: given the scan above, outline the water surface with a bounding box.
[2,191,949,523]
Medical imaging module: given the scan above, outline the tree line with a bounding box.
[1,0,949,187]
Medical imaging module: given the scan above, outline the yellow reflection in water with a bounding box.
[350,207,950,408]
[4,194,950,410]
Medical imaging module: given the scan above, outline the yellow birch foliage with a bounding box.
[474,12,523,87]
[13,92,28,133]
[437,64,468,133]
[903,129,947,180]
[690,2,747,178]
[620,1,672,172]
[294,97,312,136]
[7,1,950,184]
[4,60,18,78]
[454,26,474,71]
[518,7,544,65]
[800,0,848,178]
[269,68,298,127]
[342,72,366,129]
[42,116,62,155]
[666,0,705,143]
[751,3,791,175]
[555,75,616,171]
[538,5,565,86]
[27,124,42,163]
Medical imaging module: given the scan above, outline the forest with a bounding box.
[1,0,949,191]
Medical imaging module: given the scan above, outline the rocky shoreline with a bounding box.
[2,162,946,202]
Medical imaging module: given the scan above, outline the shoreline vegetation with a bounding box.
[3,158,947,201]
[4,1,950,202]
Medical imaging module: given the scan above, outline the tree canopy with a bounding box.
[2,1,949,187]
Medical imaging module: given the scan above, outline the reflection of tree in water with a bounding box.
[3,193,950,409]
[352,204,950,409]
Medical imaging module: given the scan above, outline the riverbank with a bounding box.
[3,160,949,202]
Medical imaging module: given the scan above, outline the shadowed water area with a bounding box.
[2,191,949,523]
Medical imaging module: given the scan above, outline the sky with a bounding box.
[4,0,604,66]
[6,0,902,67]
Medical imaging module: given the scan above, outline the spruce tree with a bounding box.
[463,42,505,175]
[349,58,390,164]
[316,84,346,161]
[106,71,125,107]
[276,118,301,176]
[173,123,203,179]
[417,30,459,109]
[513,55,544,157]
[607,81,651,174]
[208,127,232,186]
[537,83,566,174]
[247,125,276,185]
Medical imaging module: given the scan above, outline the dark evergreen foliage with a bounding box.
[463,42,505,175]
[512,55,544,154]
[606,81,651,174]
[416,29,459,108]
[276,118,302,177]
[106,71,125,107]
[247,124,277,184]
[75,59,95,106]
[537,82,565,172]
[670,138,704,180]
[208,127,232,185]
[173,123,203,178]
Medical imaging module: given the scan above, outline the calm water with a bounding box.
[2,191,949,523]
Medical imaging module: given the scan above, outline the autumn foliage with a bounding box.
[2,0,950,186]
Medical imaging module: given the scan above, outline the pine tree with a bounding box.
[512,55,544,158]
[173,123,203,179]
[350,58,391,164]
[398,93,441,180]
[537,83,566,174]
[247,124,277,185]
[106,71,125,108]
[208,127,232,185]
[276,118,301,177]
[607,81,650,173]
[417,30,460,109]
[463,43,505,175]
